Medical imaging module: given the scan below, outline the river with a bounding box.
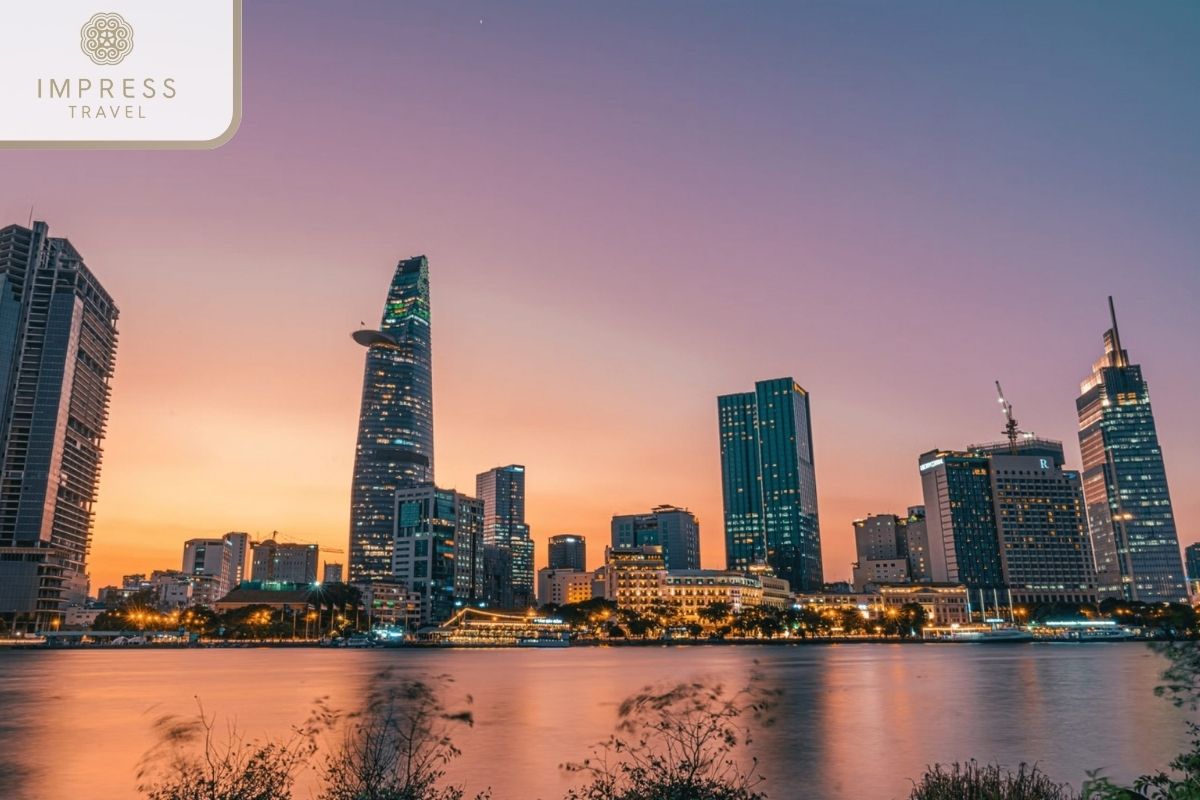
[0,643,1187,799]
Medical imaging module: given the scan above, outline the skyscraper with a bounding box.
[476,465,534,607]
[920,439,1097,607]
[611,506,700,570]
[0,222,119,631]
[1076,298,1186,603]
[348,256,434,583]
[718,377,822,590]
[548,533,587,572]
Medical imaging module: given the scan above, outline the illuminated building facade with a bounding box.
[349,256,434,583]
[1076,299,1186,603]
[603,545,666,617]
[662,570,764,620]
[477,465,534,608]
[718,377,822,590]
[611,505,700,570]
[537,567,593,606]
[920,439,1097,607]
[0,222,119,631]
[548,533,587,572]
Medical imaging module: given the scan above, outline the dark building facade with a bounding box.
[548,533,586,572]
[718,377,822,590]
[393,484,479,624]
[348,256,434,583]
[611,505,700,571]
[1076,299,1187,603]
[1186,543,1200,586]
[0,222,119,631]
[476,465,534,608]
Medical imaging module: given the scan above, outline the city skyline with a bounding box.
[0,3,1196,591]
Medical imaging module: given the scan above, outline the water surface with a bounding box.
[0,643,1186,799]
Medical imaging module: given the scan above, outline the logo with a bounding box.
[80,12,134,66]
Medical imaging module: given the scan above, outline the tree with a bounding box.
[136,700,324,800]
[620,609,656,639]
[698,602,733,628]
[93,589,175,632]
[837,608,866,636]
[319,672,488,800]
[564,672,778,800]
[795,607,828,639]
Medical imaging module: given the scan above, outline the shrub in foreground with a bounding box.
[909,761,1077,800]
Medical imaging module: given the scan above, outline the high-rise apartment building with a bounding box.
[1076,298,1187,603]
[223,531,251,586]
[349,256,434,583]
[920,439,1097,607]
[718,377,822,590]
[850,508,932,591]
[182,538,233,596]
[0,222,119,631]
[476,465,534,608]
[611,506,700,571]
[548,534,587,572]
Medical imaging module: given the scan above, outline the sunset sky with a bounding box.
[2,1,1198,591]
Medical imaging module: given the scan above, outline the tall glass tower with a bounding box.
[348,256,434,583]
[718,377,822,591]
[0,222,119,631]
[476,464,534,608]
[1076,297,1186,603]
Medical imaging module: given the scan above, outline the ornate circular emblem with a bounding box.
[80,12,134,66]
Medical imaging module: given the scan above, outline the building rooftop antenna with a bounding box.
[1108,295,1127,368]
[995,380,1020,453]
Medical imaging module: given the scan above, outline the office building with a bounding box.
[322,562,343,584]
[920,438,1097,608]
[611,506,700,570]
[1076,298,1187,603]
[1186,543,1200,596]
[250,539,319,584]
[348,256,435,583]
[718,377,822,590]
[0,222,119,631]
[548,534,587,572]
[903,507,932,581]
[1187,543,1200,583]
[537,567,593,606]
[452,492,484,605]
[393,484,482,625]
[476,465,534,608]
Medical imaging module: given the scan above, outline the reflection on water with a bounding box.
[0,644,1188,800]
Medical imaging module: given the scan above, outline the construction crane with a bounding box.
[995,380,1023,453]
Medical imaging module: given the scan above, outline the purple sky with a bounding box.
[2,1,1198,588]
